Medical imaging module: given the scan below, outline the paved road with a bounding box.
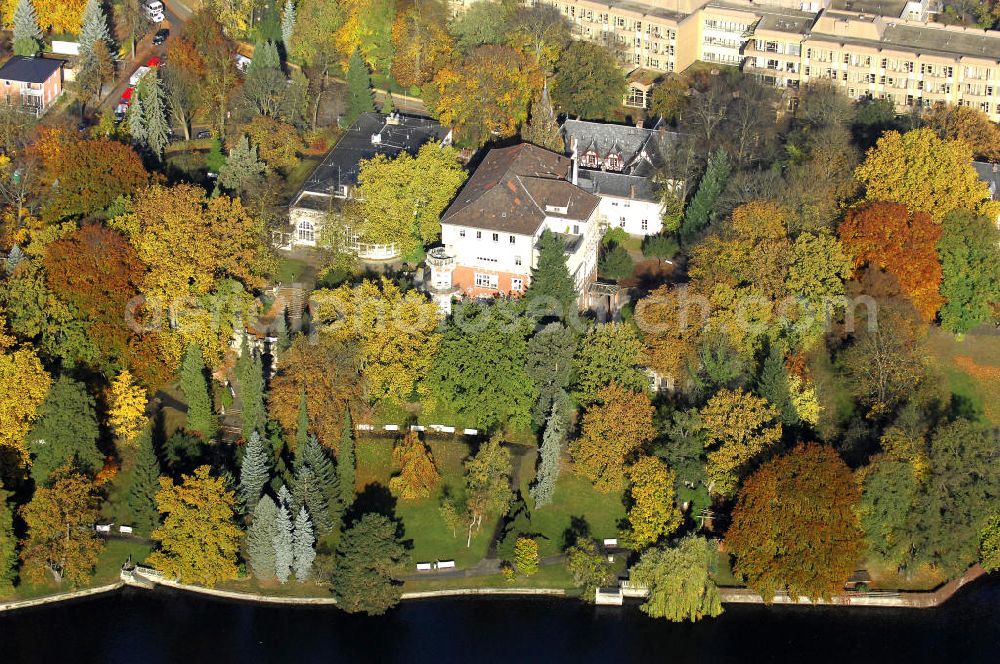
[97,7,182,115]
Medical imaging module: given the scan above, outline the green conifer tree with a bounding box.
[220,135,265,193]
[292,506,316,581]
[522,81,564,152]
[12,0,42,57]
[295,392,309,450]
[530,390,570,508]
[125,426,162,535]
[142,70,170,160]
[239,431,271,511]
[127,91,146,145]
[524,229,577,320]
[246,494,278,580]
[274,485,294,583]
[680,148,729,244]
[344,50,374,127]
[292,465,333,536]
[236,338,266,441]
[27,375,103,484]
[756,343,797,425]
[281,0,296,50]
[79,0,110,60]
[180,344,217,439]
[300,434,343,526]
[338,408,355,507]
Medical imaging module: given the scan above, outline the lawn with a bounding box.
[402,563,579,594]
[1,538,152,602]
[519,454,628,558]
[273,256,312,286]
[354,436,492,569]
[925,328,1000,424]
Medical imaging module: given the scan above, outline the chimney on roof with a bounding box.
[629,184,636,199]
[371,133,382,145]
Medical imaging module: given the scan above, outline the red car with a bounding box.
[120,87,134,105]
[146,56,161,68]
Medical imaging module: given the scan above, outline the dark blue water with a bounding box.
[2,575,999,663]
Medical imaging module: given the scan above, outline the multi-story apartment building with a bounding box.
[519,0,1000,121]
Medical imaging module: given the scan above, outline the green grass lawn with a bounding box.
[354,436,492,569]
[402,563,579,594]
[1,538,152,602]
[519,455,628,558]
[274,256,312,286]
[925,328,1000,424]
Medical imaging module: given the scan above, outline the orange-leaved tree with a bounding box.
[839,201,944,322]
[726,443,863,603]
[388,431,441,500]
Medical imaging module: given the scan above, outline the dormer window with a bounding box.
[544,204,569,214]
[606,154,623,172]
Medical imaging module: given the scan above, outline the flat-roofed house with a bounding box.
[0,56,64,117]
[283,112,452,257]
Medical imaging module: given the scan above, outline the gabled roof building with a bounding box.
[427,143,603,312]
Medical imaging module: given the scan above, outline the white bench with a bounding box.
[409,425,425,432]
[356,424,375,431]
[435,560,456,570]
[603,538,618,548]
[416,562,433,572]
[95,524,112,533]
[462,428,478,436]
[119,525,134,535]
[384,424,400,432]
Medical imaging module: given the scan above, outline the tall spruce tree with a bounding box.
[12,0,42,56]
[125,426,161,534]
[142,70,170,160]
[246,494,278,580]
[344,50,374,127]
[79,0,111,60]
[300,434,343,525]
[281,0,296,49]
[755,343,797,425]
[680,148,729,244]
[338,408,355,507]
[127,92,146,144]
[236,338,266,441]
[239,431,271,511]
[180,344,217,439]
[273,485,294,583]
[292,506,316,581]
[530,390,570,508]
[524,229,577,320]
[220,135,266,193]
[26,375,103,484]
[522,81,564,152]
[292,465,333,536]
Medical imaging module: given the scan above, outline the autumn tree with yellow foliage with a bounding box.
[627,456,682,550]
[388,431,441,500]
[698,389,782,499]
[855,127,996,222]
[2,0,86,35]
[0,310,51,467]
[571,383,656,493]
[107,369,147,446]
[19,469,104,586]
[147,466,242,587]
[313,278,440,405]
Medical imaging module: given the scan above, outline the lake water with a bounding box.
[2,576,998,663]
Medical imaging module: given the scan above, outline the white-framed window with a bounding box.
[492,232,499,242]
[297,220,315,243]
[474,272,498,289]
[572,224,580,234]
[459,229,466,237]
[515,256,522,266]
[511,278,523,292]
[619,217,626,228]
[509,235,516,244]
[641,219,648,231]
[476,230,482,239]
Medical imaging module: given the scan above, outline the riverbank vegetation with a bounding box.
[0,0,998,625]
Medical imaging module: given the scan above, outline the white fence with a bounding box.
[357,424,478,436]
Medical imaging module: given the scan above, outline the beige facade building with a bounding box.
[519,0,1000,120]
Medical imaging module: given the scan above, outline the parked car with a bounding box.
[145,0,165,23]
[152,28,169,46]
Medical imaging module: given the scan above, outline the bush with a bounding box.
[643,234,679,261]
[600,245,634,281]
